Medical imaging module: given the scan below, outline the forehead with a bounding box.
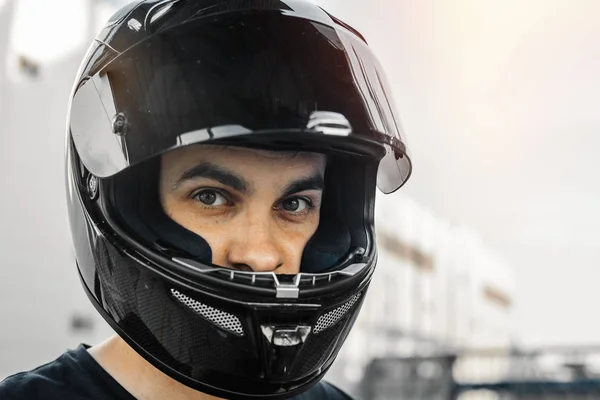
[161,144,326,173]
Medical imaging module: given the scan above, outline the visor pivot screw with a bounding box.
[112,112,129,136]
[87,175,99,200]
[127,18,142,32]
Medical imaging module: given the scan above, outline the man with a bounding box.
[0,0,411,398]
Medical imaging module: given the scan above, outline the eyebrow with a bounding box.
[173,162,251,194]
[281,173,325,198]
[172,162,325,197]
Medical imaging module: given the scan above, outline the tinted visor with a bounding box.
[70,10,411,192]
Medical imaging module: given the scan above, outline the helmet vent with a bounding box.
[171,289,244,336]
[314,292,361,334]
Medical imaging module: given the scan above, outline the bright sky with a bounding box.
[10,0,88,62]
[9,0,125,63]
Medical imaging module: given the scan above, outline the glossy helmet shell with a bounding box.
[66,0,411,398]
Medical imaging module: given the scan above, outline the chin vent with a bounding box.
[171,289,244,336]
[314,293,362,334]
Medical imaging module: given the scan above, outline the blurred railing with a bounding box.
[358,346,600,400]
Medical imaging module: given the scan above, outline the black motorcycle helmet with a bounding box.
[65,0,412,398]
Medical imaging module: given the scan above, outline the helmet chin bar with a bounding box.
[77,263,335,397]
[167,254,371,382]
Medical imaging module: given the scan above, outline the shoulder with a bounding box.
[0,363,66,399]
[293,380,354,400]
[0,371,31,399]
[0,344,97,400]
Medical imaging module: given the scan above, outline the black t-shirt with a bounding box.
[0,344,352,400]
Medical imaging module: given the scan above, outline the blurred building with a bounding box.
[326,191,516,393]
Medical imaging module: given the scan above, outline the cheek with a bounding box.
[165,208,229,241]
[162,195,229,239]
[165,206,232,265]
[279,214,320,244]
[272,214,321,262]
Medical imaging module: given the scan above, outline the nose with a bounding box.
[225,217,285,273]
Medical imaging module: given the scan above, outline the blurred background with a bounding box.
[1,0,599,399]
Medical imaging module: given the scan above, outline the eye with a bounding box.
[194,190,228,206]
[281,197,311,212]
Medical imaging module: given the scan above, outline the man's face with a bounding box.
[160,145,326,274]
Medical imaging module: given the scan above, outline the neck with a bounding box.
[88,335,223,400]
